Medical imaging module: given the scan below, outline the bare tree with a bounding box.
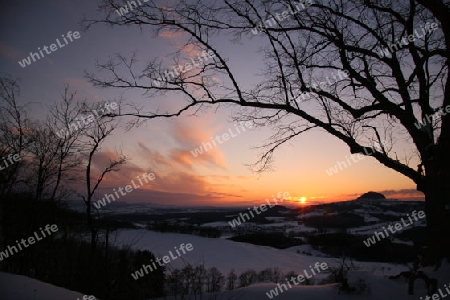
[227,269,237,291]
[193,264,207,298]
[26,122,62,203]
[46,87,86,203]
[79,101,126,252]
[0,75,30,263]
[0,75,28,199]
[207,267,225,296]
[84,0,450,264]
[238,269,258,287]
[166,268,184,299]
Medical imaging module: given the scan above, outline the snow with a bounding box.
[348,220,426,235]
[286,224,317,233]
[298,211,326,218]
[114,229,400,275]
[262,221,298,228]
[200,221,230,227]
[0,271,87,300]
[265,217,286,221]
[284,245,330,257]
[200,283,339,300]
[391,238,414,246]
[1,229,449,300]
[364,214,380,223]
[156,272,436,300]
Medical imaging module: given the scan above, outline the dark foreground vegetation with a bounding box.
[0,193,164,300]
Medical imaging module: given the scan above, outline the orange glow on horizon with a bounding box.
[287,196,308,205]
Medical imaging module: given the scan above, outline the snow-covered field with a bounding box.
[113,229,400,275]
[158,272,438,300]
[348,221,426,235]
[0,272,86,300]
[110,229,450,300]
[1,229,449,300]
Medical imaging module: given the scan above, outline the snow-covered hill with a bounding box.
[158,275,417,300]
[0,271,87,300]
[1,229,448,300]
[115,229,449,300]
[114,229,398,274]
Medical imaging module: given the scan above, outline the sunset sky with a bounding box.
[0,0,424,207]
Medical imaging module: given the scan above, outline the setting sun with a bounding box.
[288,196,308,205]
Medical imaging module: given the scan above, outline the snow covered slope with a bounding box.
[0,271,87,300]
[1,229,448,300]
[114,229,399,274]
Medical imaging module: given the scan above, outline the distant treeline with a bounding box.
[308,232,425,263]
[228,232,304,249]
[164,264,322,298]
[148,221,221,238]
[301,213,366,230]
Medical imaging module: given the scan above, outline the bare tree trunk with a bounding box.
[423,143,450,265]
[86,202,97,254]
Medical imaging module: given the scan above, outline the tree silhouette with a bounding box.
[80,101,126,252]
[84,0,450,264]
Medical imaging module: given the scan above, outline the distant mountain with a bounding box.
[356,191,386,201]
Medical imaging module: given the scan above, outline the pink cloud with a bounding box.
[81,115,244,206]
[169,118,227,169]
[159,30,185,38]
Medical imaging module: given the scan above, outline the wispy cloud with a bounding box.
[169,119,227,169]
